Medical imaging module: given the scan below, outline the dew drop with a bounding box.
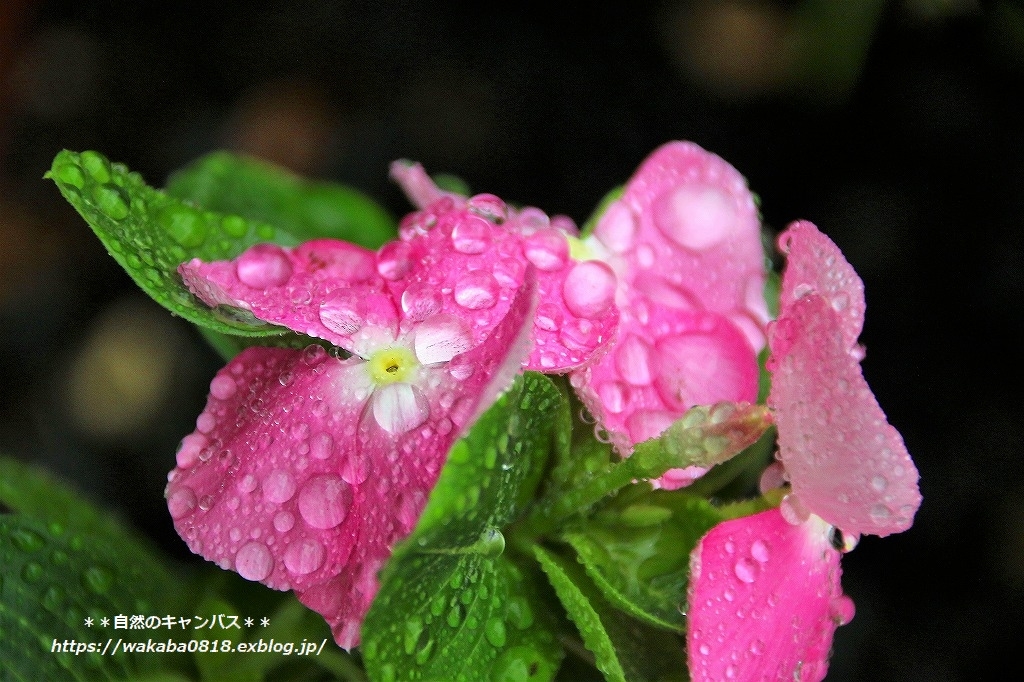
[22,562,44,583]
[484,617,507,647]
[829,594,856,625]
[301,344,327,367]
[298,475,353,529]
[92,183,130,221]
[319,290,364,335]
[562,260,616,319]
[262,469,297,503]
[11,528,45,553]
[273,511,295,533]
[209,374,237,400]
[734,557,757,584]
[377,241,412,280]
[53,162,86,189]
[310,432,334,460]
[779,493,811,525]
[467,193,508,222]
[750,539,770,563]
[454,271,499,309]
[654,184,737,251]
[167,486,197,519]
[236,244,293,288]
[237,474,258,494]
[523,228,569,271]
[83,565,114,594]
[284,538,326,575]
[451,215,492,254]
[870,503,891,521]
[235,542,273,581]
[871,474,888,492]
[401,283,444,321]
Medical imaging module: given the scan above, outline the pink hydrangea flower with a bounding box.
[167,235,537,649]
[390,161,620,373]
[569,141,769,486]
[686,221,921,680]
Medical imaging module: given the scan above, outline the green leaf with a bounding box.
[562,488,722,631]
[362,373,565,682]
[165,151,396,250]
[533,545,687,682]
[46,150,293,337]
[0,458,190,681]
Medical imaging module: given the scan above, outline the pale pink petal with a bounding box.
[168,271,537,649]
[371,382,429,434]
[768,293,921,537]
[179,240,392,352]
[573,305,758,456]
[777,221,866,352]
[590,141,770,346]
[687,509,851,682]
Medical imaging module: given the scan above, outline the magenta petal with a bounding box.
[574,305,758,454]
[768,293,921,537]
[167,272,536,649]
[179,240,390,351]
[392,203,615,372]
[687,509,850,682]
[591,141,769,350]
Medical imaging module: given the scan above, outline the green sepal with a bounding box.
[362,373,565,682]
[0,456,189,681]
[165,152,397,250]
[533,545,687,682]
[579,186,624,239]
[561,487,723,631]
[46,150,293,337]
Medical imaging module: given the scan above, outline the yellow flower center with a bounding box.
[367,346,418,385]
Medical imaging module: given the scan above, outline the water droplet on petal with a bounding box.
[273,511,295,532]
[454,271,499,309]
[871,474,888,492]
[593,202,637,253]
[309,432,334,460]
[236,244,293,288]
[451,215,492,254]
[235,541,274,581]
[284,538,326,575]
[734,557,757,583]
[237,474,258,494]
[302,344,327,367]
[870,503,891,522]
[562,260,616,319]
[209,374,237,400]
[340,455,371,485]
[167,486,197,519]
[298,475,352,529]
[523,228,569,271]
[467,193,507,222]
[262,469,297,503]
[401,283,444,321]
[750,540,770,563]
[597,381,627,414]
[829,594,856,625]
[377,241,413,280]
[319,289,364,335]
[654,184,737,250]
[779,493,811,525]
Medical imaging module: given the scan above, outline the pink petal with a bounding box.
[777,221,866,353]
[179,240,393,352]
[391,199,617,372]
[166,271,535,649]
[687,509,851,682]
[590,141,770,350]
[768,292,921,537]
[389,159,463,210]
[573,305,758,458]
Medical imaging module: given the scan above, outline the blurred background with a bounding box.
[2,1,1021,679]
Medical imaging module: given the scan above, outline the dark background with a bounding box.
[2,1,1021,680]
